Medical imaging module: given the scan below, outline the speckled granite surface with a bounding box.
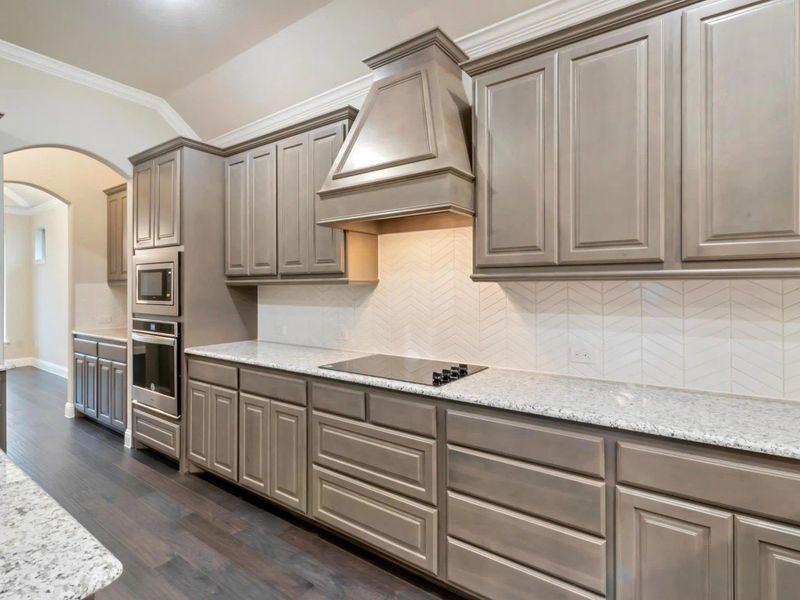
[72,328,128,344]
[0,450,122,599]
[186,340,800,460]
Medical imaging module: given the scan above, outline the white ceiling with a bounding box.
[3,182,59,210]
[0,0,332,97]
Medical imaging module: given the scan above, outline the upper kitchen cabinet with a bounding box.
[105,183,128,284]
[558,18,668,264]
[223,109,378,285]
[682,0,800,261]
[465,0,800,280]
[132,149,181,249]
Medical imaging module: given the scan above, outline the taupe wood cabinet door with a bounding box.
[617,486,733,600]
[84,356,99,419]
[277,133,310,275]
[107,188,127,283]
[187,380,210,467]
[110,361,126,432]
[736,516,800,600]
[249,144,278,276]
[270,400,307,511]
[153,150,181,248]
[209,386,238,481]
[224,153,249,276]
[133,161,154,249]
[74,353,86,412]
[683,0,800,260]
[239,392,270,496]
[474,52,558,267]
[97,358,113,427]
[309,124,346,274]
[558,18,668,264]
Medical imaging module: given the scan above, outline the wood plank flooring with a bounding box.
[5,367,456,599]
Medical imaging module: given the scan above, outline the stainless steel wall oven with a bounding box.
[131,318,180,416]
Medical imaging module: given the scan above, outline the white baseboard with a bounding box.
[124,429,132,448]
[6,356,68,379]
[65,402,76,419]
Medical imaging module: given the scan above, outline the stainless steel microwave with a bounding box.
[132,248,180,317]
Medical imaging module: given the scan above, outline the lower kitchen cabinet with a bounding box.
[736,516,800,600]
[269,400,307,512]
[616,486,733,600]
[73,335,127,434]
[186,379,238,482]
[239,392,270,495]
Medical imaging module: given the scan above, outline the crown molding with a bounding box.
[207,0,638,147]
[0,39,198,139]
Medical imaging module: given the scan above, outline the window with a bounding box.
[34,227,46,264]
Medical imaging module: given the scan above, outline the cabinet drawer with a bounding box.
[187,358,238,389]
[447,538,602,600]
[447,410,604,478]
[98,342,126,363]
[132,407,180,459]
[448,492,606,594]
[241,368,306,405]
[448,446,606,536]
[369,392,436,437]
[617,442,800,525]
[311,466,438,574]
[311,381,365,420]
[74,338,98,356]
[312,412,437,504]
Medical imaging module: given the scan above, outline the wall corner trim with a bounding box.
[0,39,198,140]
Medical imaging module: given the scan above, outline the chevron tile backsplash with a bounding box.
[258,227,800,401]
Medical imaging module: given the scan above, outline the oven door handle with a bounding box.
[132,332,176,347]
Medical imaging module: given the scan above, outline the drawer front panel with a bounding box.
[312,412,436,504]
[133,408,180,459]
[448,492,606,594]
[311,466,438,574]
[447,410,605,478]
[98,342,127,362]
[448,446,606,536]
[240,368,306,406]
[311,382,366,420]
[617,442,800,525]
[447,538,602,600]
[369,392,436,437]
[187,359,238,389]
[74,338,98,357]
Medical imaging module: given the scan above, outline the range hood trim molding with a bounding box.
[363,28,469,70]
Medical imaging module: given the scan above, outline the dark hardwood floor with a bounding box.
[6,367,455,600]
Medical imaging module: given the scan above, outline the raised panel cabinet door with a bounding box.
[683,0,800,260]
[736,516,800,600]
[224,152,249,276]
[239,392,270,496]
[153,150,181,248]
[309,123,346,274]
[74,352,86,412]
[209,385,238,482]
[558,17,669,264]
[110,361,127,432]
[133,161,154,249]
[474,52,558,267]
[269,400,307,512]
[277,133,310,275]
[187,380,210,467]
[120,191,128,279]
[84,355,99,419]
[617,486,733,600]
[97,358,113,426]
[107,194,119,281]
[249,144,278,276]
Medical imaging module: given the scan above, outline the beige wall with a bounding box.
[4,212,33,360]
[3,148,127,332]
[30,201,69,370]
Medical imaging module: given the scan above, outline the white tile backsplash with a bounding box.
[258,227,800,400]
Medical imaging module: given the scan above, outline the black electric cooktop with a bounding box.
[319,354,488,387]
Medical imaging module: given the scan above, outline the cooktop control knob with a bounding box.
[441,369,451,383]
[449,367,460,379]
[432,372,442,386]
[459,363,469,375]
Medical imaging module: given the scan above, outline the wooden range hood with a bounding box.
[316,28,475,234]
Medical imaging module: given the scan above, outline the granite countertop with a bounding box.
[186,340,800,461]
[72,328,128,344]
[0,450,123,599]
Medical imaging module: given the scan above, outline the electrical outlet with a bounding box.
[570,346,596,365]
